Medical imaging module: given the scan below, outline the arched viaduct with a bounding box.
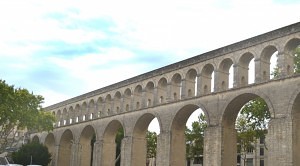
[32,22,300,166]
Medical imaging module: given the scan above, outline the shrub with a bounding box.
[12,142,51,166]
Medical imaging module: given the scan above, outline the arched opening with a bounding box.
[105,94,112,116]
[62,108,68,125]
[45,133,55,166]
[82,102,88,121]
[238,53,255,86]
[97,97,103,118]
[79,125,96,166]
[56,110,61,127]
[124,88,132,112]
[171,73,182,101]
[132,114,161,166]
[284,38,300,75]
[157,78,168,104]
[134,85,143,110]
[222,94,271,166]
[186,69,197,97]
[88,100,96,120]
[261,45,278,80]
[32,135,40,143]
[68,106,74,124]
[114,91,122,114]
[102,120,124,166]
[170,105,207,166]
[185,109,206,166]
[145,82,155,107]
[200,64,214,95]
[58,130,73,166]
[218,58,234,91]
[75,104,80,123]
[292,92,300,165]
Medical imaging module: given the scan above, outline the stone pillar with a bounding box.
[153,87,158,106]
[120,136,133,166]
[53,145,59,166]
[233,64,248,88]
[70,142,81,166]
[204,126,222,166]
[180,79,187,99]
[214,70,229,92]
[166,82,172,102]
[277,51,294,77]
[156,131,171,166]
[198,74,212,95]
[100,140,116,166]
[255,58,270,83]
[92,140,103,166]
[266,117,293,166]
[196,74,201,96]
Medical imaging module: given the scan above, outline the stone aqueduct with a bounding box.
[32,22,300,166]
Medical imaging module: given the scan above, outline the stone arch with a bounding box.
[56,110,62,127]
[58,129,74,166]
[283,38,300,75]
[32,135,40,143]
[68,106,75,124]
[237,52,255,86]
[157,77,168,104]
[124,88,132,112]
[105,94,112,116]
[114,91,122,114]
[131,113,161,166]
[62,108,68,126]
[260,45,279,80]
[221,93,273,166]
[145,81,155,107]
[218,58,234,91]
[185,68,197,97]
[44,133,55,166]
[102,120,124,166]
[75,104,80,123]
[97,97,103,118]
[200,63,215,95]
[79,125,96,166]
[134,85,143,110]
[88,99,96,120]
[81,102,88,121]
[169,104,207,166]
[170,73,182,101]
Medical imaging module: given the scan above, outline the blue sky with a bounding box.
[0,0,300,107]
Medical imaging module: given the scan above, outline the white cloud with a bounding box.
[0,0,299,108]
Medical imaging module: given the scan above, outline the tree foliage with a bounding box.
[236,98,270,165]
[146,131,157,158]
[185,113,207,159]
[12,142,51,166]
[0,80,55,152]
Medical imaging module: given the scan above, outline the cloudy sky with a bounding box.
[0,0,299,107]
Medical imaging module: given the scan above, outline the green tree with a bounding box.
[12,142,51,166]
[236,98,270,166]
[0,80,55,153]
[185,113,207,161]
[146,131,157,158]
[236,114,257,166]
